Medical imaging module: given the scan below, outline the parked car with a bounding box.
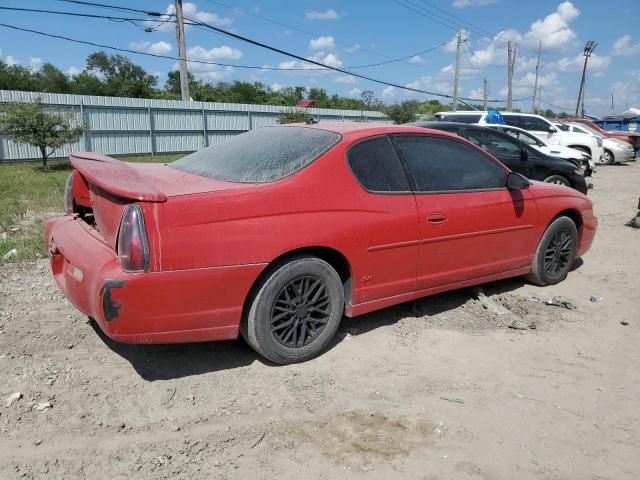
[409,121,589,193]
[434,111,605,163]
[570,118,640,151]
[556,122,635,164]
[484,123,595,175]
[45,123,597,364]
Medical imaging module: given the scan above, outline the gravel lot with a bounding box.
[1,163,639,480]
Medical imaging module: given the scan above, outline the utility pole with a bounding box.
[575,41,597,118]
[452,29,462,112]
[531,41,541,114]
[537,85,542,113]
[611,94,614,114]
[483,78,488,111]
[506,41,517,111]
[175,0,190,101]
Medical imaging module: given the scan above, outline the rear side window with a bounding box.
[436,113,482,124]
[502,115,525,129]
[395,135,507,192]
[524,116,553,132]
[170,126,340,183]
[347,137,410,192]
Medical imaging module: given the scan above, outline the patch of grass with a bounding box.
[0,153,184,264]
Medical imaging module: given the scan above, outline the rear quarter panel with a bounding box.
[151,133,420,305]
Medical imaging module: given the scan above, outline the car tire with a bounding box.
[543,174,570,187]
[242,256,344,364]
[524,216,578,286]
[602,149,615,165]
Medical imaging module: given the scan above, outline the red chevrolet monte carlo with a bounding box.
[45,123,597,364]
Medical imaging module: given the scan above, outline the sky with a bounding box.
[0,0,639,115]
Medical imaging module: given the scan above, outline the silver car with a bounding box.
[566,123,635,164]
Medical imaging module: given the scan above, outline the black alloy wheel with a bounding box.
[543,229,574,279]
[270,276,331,348]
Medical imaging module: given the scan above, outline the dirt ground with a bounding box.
[1,163,639,480]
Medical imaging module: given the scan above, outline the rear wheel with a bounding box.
[525,216,578,286]
[242,256,344,364]
[544,174,570,187]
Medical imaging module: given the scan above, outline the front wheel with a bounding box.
[242,256,344,364]
[544,174,571,187]
[601,149,614,165]
[525,216,578,286]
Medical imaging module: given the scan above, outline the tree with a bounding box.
[0,98,86,170]
[385,101,418,124]
[279,109,311,124]
[85,52,157,98]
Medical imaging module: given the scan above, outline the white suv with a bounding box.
[434,111,605,163]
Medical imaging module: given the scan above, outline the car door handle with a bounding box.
[427,213,448,224]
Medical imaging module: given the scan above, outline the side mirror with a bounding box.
[507,172,530,190]
[548,126,558,133]
[520,147,529,161]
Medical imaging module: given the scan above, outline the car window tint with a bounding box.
[502,115,525,129]
[524,116,553,132]
[170,126,340,183]
[436,114,482,123]
[395,135,507,192]
[464,129,521,156]
[347,137,410,192]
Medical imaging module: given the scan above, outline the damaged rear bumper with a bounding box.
[45,216,266,344]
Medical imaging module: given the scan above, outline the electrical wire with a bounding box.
[0,7,449,70]
[29,0,528,104]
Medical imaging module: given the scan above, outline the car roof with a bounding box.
[282,121,464,139]
[408,121,485,129]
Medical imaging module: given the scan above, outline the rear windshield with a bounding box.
[435,113,483,124]
[170,126,341,183]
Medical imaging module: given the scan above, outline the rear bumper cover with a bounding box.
[45,216,266,344]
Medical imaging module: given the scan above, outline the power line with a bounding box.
[52,0,158,16]
[462,40,505,68]
[30,0,525,104]
[0,7,449,71]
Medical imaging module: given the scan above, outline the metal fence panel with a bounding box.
[0,89,388,162]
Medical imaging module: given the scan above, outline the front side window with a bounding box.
[347,137,410,192]
[395,135,507,192]
[503,129,543,147]
[170,126,340,183]
[502,115,525,129]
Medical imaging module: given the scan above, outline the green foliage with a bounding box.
[0,98,86,170]
[385,101,419,124]
[279,109,311,124]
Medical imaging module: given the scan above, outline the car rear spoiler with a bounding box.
[69,152,167,203]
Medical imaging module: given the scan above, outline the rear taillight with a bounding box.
[117,204,149,272]
[64,172,74,215]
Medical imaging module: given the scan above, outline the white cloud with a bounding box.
[522,1,580,50]
[348,88,362,98]
[147,2,231,32]
[5,55,19,66]
[271,83,284,92]
[129,41,172,55]
[334,75,357,84]
[306,9,340,20]
[187,45,242,60]
[65,66,81,76]
[468,87,484,99]
[309,36,336,51]
[613,35,640,56]
[453,0,496,7]
[381,86,395,98]
[611,70,640,109]
[29,57,43,70]
[405,75,454,97]
[444,29,469,53]
[552,52,611,72]
[345,44,361,53]
[308,51,342,68]
[408,55,425,64]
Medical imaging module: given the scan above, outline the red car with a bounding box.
[45,123,597,364]
[570,118,640,150]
